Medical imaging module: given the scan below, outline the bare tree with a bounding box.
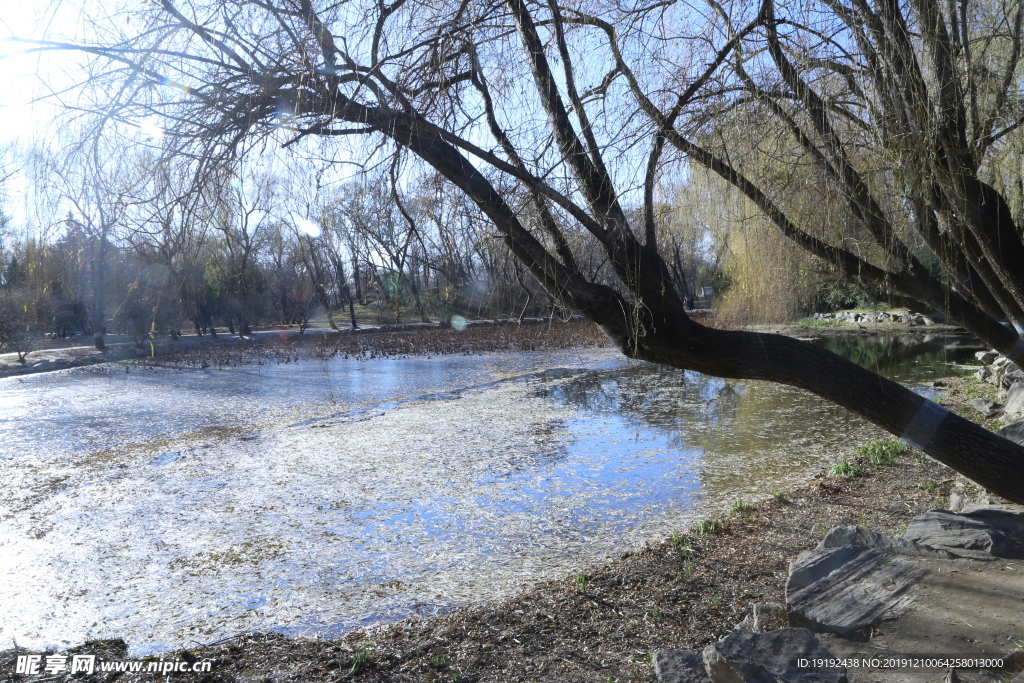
[29,0,1024,503]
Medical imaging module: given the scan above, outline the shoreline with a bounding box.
[0,319,1002,682]
[0,318,611,380]
[0,311,973,380]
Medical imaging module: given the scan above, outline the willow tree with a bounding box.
[27,0,1024,503]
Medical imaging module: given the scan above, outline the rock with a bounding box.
[976,366,993,383]
[734,603,789,633]
[948,478,970,513]
[1003,370,1024,391]
[702,628,847,683]
[816,525,956,559]
[1005,381,1024,415]
[976,351,999,364]
[997,421,1024,446]
[902,508,1024,559]
[969,398,1002,418]
[786,546,926,639]
[654,649,711,683]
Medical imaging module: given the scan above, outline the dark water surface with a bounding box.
[0,333,979,653]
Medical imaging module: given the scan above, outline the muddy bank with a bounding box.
[0,319,611,379]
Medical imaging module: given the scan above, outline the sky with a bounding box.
[0,3,74,145]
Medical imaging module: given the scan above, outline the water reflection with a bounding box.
[0,335,978,654]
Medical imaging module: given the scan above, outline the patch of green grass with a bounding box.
[730,499,748,514]
[859,439,907,466]
[922,480,937,493]
[681,556,694,581]
[772,491,788,503]
[574,573,588,592]
[709,596,722,607]
[695,519,725,535]
[829,460,862,477]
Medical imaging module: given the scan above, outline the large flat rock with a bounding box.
[816,526,956,559]
[816,555,1024,683]
[903,508,1024,559]
[787,546,926,640]
[997,420,1024,446]
[654,648,712,683]
[702,628,847,683]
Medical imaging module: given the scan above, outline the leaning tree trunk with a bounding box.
[622,317,1024,505]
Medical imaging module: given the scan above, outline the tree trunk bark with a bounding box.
[626,317,1024,505]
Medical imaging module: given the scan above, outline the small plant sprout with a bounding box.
[730,499,747,514]
[829,460,861,477]
[682,556,694,581]
[772,491,788,503]
[574,573,588,592]
[670,532,692,557]
[427,655,450,670]
[709,595,722,607]
[345,647,371,678]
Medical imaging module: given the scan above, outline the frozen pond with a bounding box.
[0,335,978,653]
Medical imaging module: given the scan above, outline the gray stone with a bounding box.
[786,546,926,639]
[948,478,970,513]
[654,649,711,683]
[702,628,847,683]
[902,508,1024,559]
[816,525,956,559]
[969,398,1001,418]
[734,603,789,633]
[976,351,999,364]
[1002,369,1024,390]
[1005,383,1024,414]
[976,366,993,383]
[997,421,1024,446]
